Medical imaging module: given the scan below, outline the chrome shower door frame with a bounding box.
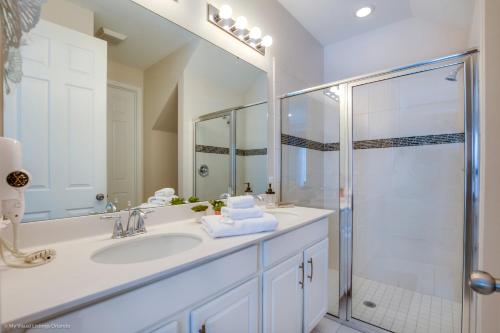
[335,51,480,333]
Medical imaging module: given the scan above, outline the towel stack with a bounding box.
[147,188,177,207]
[202,195,278,238]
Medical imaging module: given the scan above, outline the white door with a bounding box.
[263,253,304,333]
[303,239,329,333]
[3,20,107,221]
[107,83,139,210]
[190,278,258,333]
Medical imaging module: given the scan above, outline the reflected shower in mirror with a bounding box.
[2,0,268,222]
[194,102,268,201]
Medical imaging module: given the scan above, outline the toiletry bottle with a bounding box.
[265,183,276,209]
[244,182,253,194]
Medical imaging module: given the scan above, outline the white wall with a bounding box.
[324,17,469,82]
[41,0,94,36]
[143,42,199,199]
[132,0,324,194]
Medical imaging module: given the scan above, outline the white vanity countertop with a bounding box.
[1,206,333,327]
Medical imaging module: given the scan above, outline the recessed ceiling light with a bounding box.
[355,6,373,18]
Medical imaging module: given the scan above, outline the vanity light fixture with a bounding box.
[355,6,374,18]
[207,3,273,55]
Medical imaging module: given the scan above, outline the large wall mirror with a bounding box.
[2,0,268,222]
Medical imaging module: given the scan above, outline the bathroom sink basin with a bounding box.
[91,233,202,265]
[266,210,299,222]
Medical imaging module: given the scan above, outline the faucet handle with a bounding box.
[100,214,124,239]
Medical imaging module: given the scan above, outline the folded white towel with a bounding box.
[227,195,255,209]
[221,206,263,220]
[155,188,175,198]
[147,195,177,205]
[201,213,278,238]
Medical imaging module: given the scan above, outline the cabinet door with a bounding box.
[190,278,258,333]
[303,238,329,333]
[263,253,304,333]
[150,321,179,333]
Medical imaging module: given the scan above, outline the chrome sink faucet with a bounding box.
[100,213,124,239]
[125,208,149,236]
[101,205,152,239]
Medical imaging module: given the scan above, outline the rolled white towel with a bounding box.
[227,195,255,209]
[221,206,263,220]
[147,196,167,205]
[155,188,175,198]
[147,195,177,206]
[201,213,278,238]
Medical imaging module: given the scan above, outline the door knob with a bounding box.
[469,271,500,295]
[96,193,105,201]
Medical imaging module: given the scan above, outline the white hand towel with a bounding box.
[147,195,177,206]
[227,195,255,209]
[155,188,175,198]
[147,196,168,205]
[201,213,278,238]
[221,206,263,220]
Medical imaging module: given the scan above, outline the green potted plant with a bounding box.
[191,205,209,222]
[209,200,225,215]
[170,197,185,205]
[188,196,200,203]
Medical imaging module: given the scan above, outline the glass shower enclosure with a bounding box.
[280,51,479,333]
[194,102,268,200]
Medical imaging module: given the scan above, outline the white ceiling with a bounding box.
[277,0,476,46]
[70,0,197,69]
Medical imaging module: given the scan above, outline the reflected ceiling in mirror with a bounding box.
[2,0,268,222]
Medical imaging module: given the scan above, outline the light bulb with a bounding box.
[235,16,248,30]
[261,35,273,47]
[219,4,233,20]
[249,27,262,40]
[355,6,373,18]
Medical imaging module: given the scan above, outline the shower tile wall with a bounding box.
[281,64,465,328]
[236,103,268,195]
[352,66,464,305]
[195,118,230,200]
[281,91,341,316]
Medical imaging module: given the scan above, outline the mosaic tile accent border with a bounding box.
[195,145,267,156]
[196,145,229,155]
[281,134,340,151]
[281,133,465,151]
[238,148,268,156]
[353,133,465,150]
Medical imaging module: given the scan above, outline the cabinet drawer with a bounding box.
[262,218,328,269]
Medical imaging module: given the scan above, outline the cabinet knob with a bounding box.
[199,324,206,333]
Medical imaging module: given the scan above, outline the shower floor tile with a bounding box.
[327,269,461,333]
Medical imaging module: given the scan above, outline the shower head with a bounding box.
[445,65,463,82]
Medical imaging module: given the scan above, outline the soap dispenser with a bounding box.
[265,183,276,209]
[244,182,253,194]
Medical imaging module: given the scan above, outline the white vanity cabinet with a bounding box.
[262,219,329,333]
[303,239,329,333]
[150,321,180,333]
[20,218,329,333]
[190,278,258,333]
[262,254,304,333]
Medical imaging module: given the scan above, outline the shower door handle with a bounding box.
[469,271,500,295]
